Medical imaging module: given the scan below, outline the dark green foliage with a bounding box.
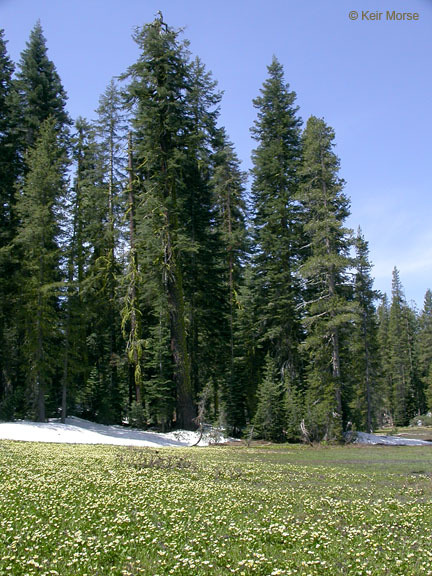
[250,57,304,383]
[0,30,21,416]
[376,294,393,425]
[90,82,127,421]
[141,315,175,427]
[1,23,71,422]
[123,15,248,430]
[67,117,104,420]
[16,21,70,149]
[212,128,248,431]
[212,129,248,294]
[245,57,307,439]
[0,29,20,241]
[180,58,229,419]
[388,268,417,425]
[299,116,354,440]
[14,118,67,421]
[125,15,197,429]
[284,371,303,442]
[349,228,380,432]
[253,354,287,442]
[232,265,262,426]
[418,290,432,411]
[70,108,126,424]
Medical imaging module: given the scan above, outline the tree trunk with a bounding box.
[36,260,45,423]
[61,309,69,423]
[362,310,373,432]
[127,133,141,404]
[165,227,195,429]
[322,164,343,419]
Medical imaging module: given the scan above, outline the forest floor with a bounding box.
[1,440,432,575]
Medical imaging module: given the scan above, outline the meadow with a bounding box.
[1,440,432,575]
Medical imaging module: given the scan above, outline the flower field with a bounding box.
[1,441,432,575]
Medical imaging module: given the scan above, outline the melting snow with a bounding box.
[1,418,429,447]
[351,431,432,446]
[0,416,226,448]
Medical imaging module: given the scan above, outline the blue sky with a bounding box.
[1,0,431,307]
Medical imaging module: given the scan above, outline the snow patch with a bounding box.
[350,431,432,446]
[0,416,227,448]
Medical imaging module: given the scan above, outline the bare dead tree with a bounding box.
[190,383,212,447]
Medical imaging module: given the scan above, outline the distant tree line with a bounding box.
[1,16,431,440]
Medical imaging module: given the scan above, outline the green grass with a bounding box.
[1,441,432,575]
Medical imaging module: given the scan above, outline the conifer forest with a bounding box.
[1,16,431,441]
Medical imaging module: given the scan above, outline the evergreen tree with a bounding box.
[61,117,95,420]
[0,30,21,417]
[125,16,240,429]
[121,131,146,413]
[0,29,20,240]
[299,116,353,440]
[5,22,71,420]
[95,79,127,255]
[92,81,127,421]
[376,294,393,425]
[16,21,70,149]
[69,114,126,424]
[212,128,248,430]
[249,56,304,416]
[13,118,67,421]
[252,354,286,442]
[180,57,229,420]
[388,267,417,425]
[66,118,98,418]
[233,265,262,426]
[350,228,380,431]
[418,290,432,411]
[284,377,303,442]
[125,14,196,429]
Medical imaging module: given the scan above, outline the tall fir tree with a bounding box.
[233,265,262,425]
[0,30,21,417]
[13,118,67,421]
[350,228,380,431]
[124,16,240,429]
[5,22,71,420]
[388,267,417,425]
[252,354,287,442]
[124,14,196,429]
[418,290,432,411]
[376,294,393,425]
[69,114,126,424]
[180,57,229,421]
[299,116,353,441]
[0,29,20,241]
[121,131,146,414]
[66,118,98,419]
[249,56,304,412]
[212,128,248,430]
[91,81,128,421]
[16,21,70,150]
